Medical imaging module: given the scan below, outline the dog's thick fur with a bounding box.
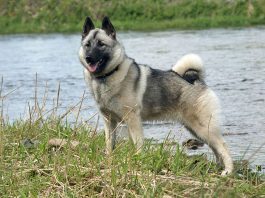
[79,17,233,175]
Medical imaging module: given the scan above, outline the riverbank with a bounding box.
[0,75,264,196]
[0,117,264,197]
[1,0,265,34]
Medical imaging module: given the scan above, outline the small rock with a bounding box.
[182,139,204,150]
[21,138,39,148]
[48,138,79,149]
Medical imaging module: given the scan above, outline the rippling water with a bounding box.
[0,27,264,165]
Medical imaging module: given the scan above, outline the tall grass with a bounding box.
[0,76,264,197]
[0,0,265,34]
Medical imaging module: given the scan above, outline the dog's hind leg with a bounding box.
[184,90,233,175]
[186,123,233,175]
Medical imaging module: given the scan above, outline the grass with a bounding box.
[0,119,265,197]
[0,78,264,197]
[1,0,265,34]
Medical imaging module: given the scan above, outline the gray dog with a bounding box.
[79,16,233,175]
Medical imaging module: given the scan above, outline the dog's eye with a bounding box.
[97,40,105,47]
[85,42,91,48]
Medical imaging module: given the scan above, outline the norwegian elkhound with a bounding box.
[79,16,233,175]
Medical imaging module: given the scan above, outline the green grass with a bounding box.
[0,117,264,197]
[1,0,265,34]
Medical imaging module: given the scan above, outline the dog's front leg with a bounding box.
[125,111,144,152]
[102,115,117,155]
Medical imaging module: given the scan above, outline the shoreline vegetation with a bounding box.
[1,118,265,197]
[0,78,264,197]
[1,117,265,197]
[1,0,265,34]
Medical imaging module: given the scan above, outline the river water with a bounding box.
[0,27,264,166]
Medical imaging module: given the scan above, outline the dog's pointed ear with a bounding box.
[102,16,116,39]
[82,17,95,39]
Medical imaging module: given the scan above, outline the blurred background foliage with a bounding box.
[0,0,265,33]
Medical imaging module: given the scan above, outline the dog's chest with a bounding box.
[91,80,120,107]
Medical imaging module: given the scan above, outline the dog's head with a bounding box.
[79,17,124,76]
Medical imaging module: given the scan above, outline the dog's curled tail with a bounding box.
[172,54,205,84]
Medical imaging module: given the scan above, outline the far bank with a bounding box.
[1,0,265,34]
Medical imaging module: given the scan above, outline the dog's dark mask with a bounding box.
[82,16,116,75]
[84,40,111,74]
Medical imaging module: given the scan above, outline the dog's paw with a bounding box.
[221,169,232,176]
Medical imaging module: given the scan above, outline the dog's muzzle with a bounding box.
[85,56,93,64]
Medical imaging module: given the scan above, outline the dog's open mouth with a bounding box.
[87,59,104,73]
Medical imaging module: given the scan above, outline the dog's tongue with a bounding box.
[87,63,98,73]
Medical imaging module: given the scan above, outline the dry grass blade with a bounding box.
[74,90,85,132]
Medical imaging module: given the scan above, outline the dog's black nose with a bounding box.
[85,56,93,63]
